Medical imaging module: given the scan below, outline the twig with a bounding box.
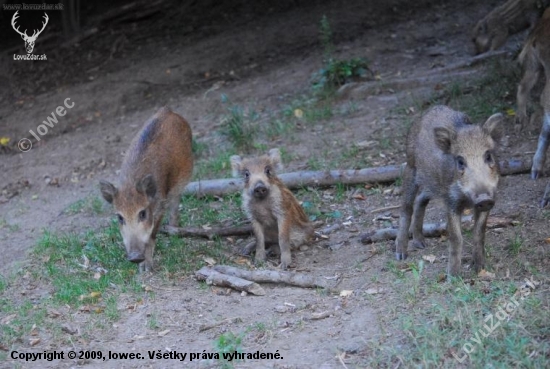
[307,311,332,320]
[371,205,401,213]
[337,352,349,369]
[198,317,242,333]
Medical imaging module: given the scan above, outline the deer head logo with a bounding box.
[11,11,49,54]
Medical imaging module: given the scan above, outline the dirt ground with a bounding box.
[1,0,549,368]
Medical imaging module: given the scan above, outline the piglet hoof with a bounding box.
[239,241,255,256]
[139,261,154,273]
[395,252,407,260]
[540,198,550,208]
[531,169,542,180]
[411,239,426,249]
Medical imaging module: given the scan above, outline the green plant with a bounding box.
[313,58,371,91]
[219,95,258,153]
[147,312,159,330]
[312,16,372,94]
[215,331,244,369]
[509,233,523,255]
[320,15,334,64]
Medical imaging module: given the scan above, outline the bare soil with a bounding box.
[1,0,549,368]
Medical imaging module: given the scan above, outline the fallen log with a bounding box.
[195,266,265,296]
[212,265,329,289]
[183,159,531,197]
[161,224,253,239]
[360,215,516,244]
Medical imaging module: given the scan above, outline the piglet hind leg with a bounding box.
[531,112,550,179]
[277,218,292,270]
[410,190,430,250]
[541,181,550,208]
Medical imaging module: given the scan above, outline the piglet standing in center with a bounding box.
[395,105,503,277]
[231,149,313,269]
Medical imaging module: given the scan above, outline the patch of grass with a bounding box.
[339,101,359,116]
[34,225,141,305]
[303,103,333,123]
[0,218,19,233]
[509,234,523,256]
[0,274,6,293]
[192,138,208,158]
[64,196,105,215]
[264,118,293,140]
[307,157,322,170]
[220,97,258,153]
[0,298,50,349]
[194,150,234,180]
[215,331,245,369]
[179,193,243,228]
[361,276,549,368]
[147,312,159,330]
[431,59,520,122]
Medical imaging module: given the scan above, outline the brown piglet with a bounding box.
[230,149,313,269]
[99,107,193,272]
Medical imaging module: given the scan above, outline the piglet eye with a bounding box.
[484,151,493,164]
[265,167,271,176]
[117,214,125,225]
[138,209,147,222]
[456,156,467,171]
[243,170,250,180]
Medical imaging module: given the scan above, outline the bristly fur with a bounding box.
[396,106,503,277]
[472,0,549,54]
[231,149,313,269]
[99,107,193,272]
[516,8,550,180]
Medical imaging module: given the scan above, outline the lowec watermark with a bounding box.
[451,277,538,363]
[18,98,76,152]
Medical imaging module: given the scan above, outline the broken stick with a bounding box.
[195,266,265,296]
[198,317,242,333]
[360,215,516,244]
[213,265,329,289]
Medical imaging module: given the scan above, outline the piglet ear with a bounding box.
[136,174,156,199]
[268,148,283,171]
[99,180,117,204]
[482,113,504,142]
[433,127,455,154]
[230,155,242,178]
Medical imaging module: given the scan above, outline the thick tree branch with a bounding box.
[195,266,265,296]
[212,265,329,289]
[184,158,531,197]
